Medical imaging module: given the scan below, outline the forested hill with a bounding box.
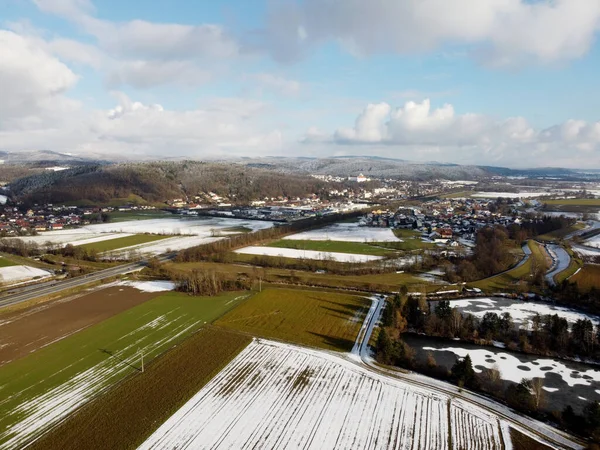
[8,161,338,206]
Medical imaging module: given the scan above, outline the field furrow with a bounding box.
[138,339,510,450]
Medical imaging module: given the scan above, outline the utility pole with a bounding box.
[138,348,144,373]
[259,277,262,292]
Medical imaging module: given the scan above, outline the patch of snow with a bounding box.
[543,387,559,393]
[138,339,506,450]
[0,265,52,283]
[282,221,400,242]
[120,281,175,293]
[423,346,600,387]
[234,246,384,263]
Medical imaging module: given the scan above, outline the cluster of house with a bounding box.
[361,197,525,246]
[0,205,84,234]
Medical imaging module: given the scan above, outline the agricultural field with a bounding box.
[0,256,17,268]
[215,288,371,351]
[78,233,170,253]
[6,217,275,257]
[167,260,441,293]
[137,340,518,450]
[267,239,394,256]
[234,245,385,263]
[106,210,176,222]
[0,265,53,285]
[571,264,600,291]
[282,221,400,242]
[0,289,250,449]
[0,285,160,366]
[28,327,251,450]
[543,198,600,207]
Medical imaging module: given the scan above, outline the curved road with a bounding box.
[352,296,584,450]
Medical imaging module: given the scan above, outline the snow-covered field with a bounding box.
[423,344,600,388]
[0,265,52,284]
[234,246,384,263]
[472,192,555,199]
[282,221,400,242]
[584,234,600,249]
[446,297,600,328]
[138,339,510,450]
[5,217,275,256]
[119,280,176,292]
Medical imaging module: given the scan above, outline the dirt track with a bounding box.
[0,286,158,366]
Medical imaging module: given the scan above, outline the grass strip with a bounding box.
[215,287,370,351]
[79,234,170,252]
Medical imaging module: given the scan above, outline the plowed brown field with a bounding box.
[0,286,158,365]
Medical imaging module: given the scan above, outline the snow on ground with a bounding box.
[234,246,384,263]
[472,192,556,199]
[584,234,600,249]
[5,218,274,250]
[282,221,400,242]
[119,281,175,292]
[0,313,203,449]
[0,195,7,205]
[423,345,600,387]
[447,298,600,327]
[105,236,224,259]
[0,265,52,283]
[138,339,508,450]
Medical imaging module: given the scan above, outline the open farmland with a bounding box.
[234,245,385,263]
[282,221,400,242]
[0,256,17,268]
[0,265,53,285]
[216,288,371,351]
[78,234,170,252]
[28,328,251,450]
[544,199,600,207]
[0,285,159,366]
[0,289,250,449]
[268,239,394,256]
[571,264,600,291]
[137,339,516,450]
[167,261,443,294]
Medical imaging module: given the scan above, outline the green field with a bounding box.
[543,198,600,206]
[0,290,250,448]
[392,228,421,238]
[268,239,394,256]
[168,260,438,293]
[216,287,371,351]
[571,264,600,291]
[469,240,547,292]
[30,327,251,450]
[0,256,18,267]
[79,234,170,252]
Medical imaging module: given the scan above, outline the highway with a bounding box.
[353,296,585,450]
[0,253,176,310]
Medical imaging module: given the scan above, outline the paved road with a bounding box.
[0,262,144,309]
[0,253,177,310]
[352,296,584,450]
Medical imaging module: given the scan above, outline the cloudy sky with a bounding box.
[2,0,600,168]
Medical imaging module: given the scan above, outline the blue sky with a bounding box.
[1,0,600,168]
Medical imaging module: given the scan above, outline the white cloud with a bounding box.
[304,99,600,168]
[247,73,301,96]
[265,0,600,66]
[0,30,79,123]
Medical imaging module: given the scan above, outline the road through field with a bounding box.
[0,253,176,310]
[354,296,584,450]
